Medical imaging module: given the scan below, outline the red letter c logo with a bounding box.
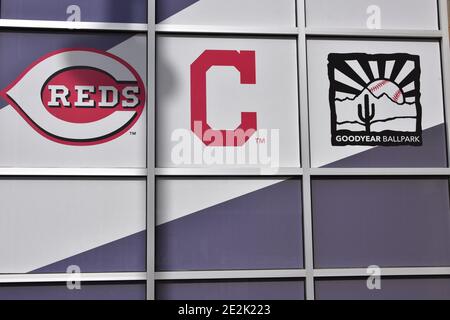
[190,50,257,146]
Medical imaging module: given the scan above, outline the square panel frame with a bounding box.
[0,0,448,301]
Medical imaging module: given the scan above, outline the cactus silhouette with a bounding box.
[358,94,375,133]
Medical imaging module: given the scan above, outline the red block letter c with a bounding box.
[190,50,257,146]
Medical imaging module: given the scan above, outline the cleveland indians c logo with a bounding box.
[1,48,145,146]
[190,50,257,147]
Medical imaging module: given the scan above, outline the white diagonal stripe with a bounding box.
[346,60,370,84]
[395,60,415,85]
[334,69,364,91]
[384,60,395,79]
[369,61,379,79]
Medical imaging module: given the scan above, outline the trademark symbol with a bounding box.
[256,137,266,144]
[129,131,137,136]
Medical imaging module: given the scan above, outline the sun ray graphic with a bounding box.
[328,53,420,105]
[328,52,422,147]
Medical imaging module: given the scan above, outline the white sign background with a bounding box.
[308,39,445,168]
[306,0,438,30]
[0,35,147,168]
[0,179,146,273]
[159,0,296,28]
[156,35,301,168]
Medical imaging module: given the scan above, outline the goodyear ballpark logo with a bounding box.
[1,48,145,145]
[328,53,422,147]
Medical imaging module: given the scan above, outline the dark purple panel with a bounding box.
[156,0,200,23]
[156,179,303,271]
[0,282,146,300]
[31,231,146,274]
[312,178,450,268]
[324,124,447,168]
[1,0,147,23]
[157,280,305,300]
[0,31,134,107]
[316,278,450,300]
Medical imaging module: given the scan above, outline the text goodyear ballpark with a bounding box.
[1,48,145,146]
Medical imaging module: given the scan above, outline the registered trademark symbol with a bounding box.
[129,131,137,136]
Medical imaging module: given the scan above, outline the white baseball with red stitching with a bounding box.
[368,79,404,104]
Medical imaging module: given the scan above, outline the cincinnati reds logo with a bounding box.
[0,48,145,146]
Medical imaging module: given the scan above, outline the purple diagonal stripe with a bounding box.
[324,124,447,167]
[156,0,200,23]
[316,278,450,300]
[312,178,450,268]
[0,282,146,300]
[1,0,147,23]
[157,280,305,300]
[30,231,146,274]
[156,179,303,271]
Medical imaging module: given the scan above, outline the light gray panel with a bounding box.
[156,35,300,169]
[0,34,147,168]
[307,39,445,168]
[0,178,146,273]
[306,0,438,30]
[159,0,296,28]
